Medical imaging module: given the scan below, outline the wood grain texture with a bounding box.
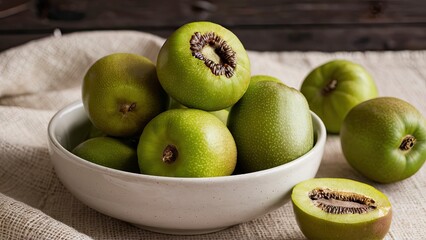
[1,0,425,51]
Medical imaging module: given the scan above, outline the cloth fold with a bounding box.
[0,193,91,240]
[1,31,425,239]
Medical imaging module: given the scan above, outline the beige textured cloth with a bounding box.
[1,31,425,239]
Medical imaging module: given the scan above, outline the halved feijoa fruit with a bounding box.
[291,178,392,240]
[156,21,251,111]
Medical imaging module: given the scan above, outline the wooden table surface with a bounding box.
[1,0,426,52]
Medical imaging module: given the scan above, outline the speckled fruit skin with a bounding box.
[82,53,169,137]
[168,97,230,125]
[72,136,139,173]
[156,21,251,111]
[137,109,237,177]
[300,60,378,134]
[249,75,281,85]
[291,178,392,240]
[341,97,426,183]
[227,80,314,173]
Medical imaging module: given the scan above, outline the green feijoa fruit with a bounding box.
[292,178,392,240]
[227,80,314,173]
[82,53,169,137]
[72,136,139,173]
[300,60,378,133]
[341,97,426,183]
[156,21,251,111]
[137,109,237,177]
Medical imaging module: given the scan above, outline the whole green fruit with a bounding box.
[292,178,392,240]
[82,53,169,137]
[300,60,378,133]
[156,21,251,111]
[137,109,237,177]
[341,97,426,183]
[72,136,139,173]
[227,80,314,173]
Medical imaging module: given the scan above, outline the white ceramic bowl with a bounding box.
[47,101,326,235]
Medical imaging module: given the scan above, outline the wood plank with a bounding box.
[1,0,426,32]
[232,25,426,51]
[0,33,51,52]
[1,0,425,52]
[2,25,425,52]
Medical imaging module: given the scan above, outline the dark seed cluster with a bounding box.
[309,188,377,214]
[190,32,237,78]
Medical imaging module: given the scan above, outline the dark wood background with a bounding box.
[1,0,426,52]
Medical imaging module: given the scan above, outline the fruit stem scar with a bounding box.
[190,32,237,78]
[309,188,377,214]
[119,102,137,114]
[162,144,178,164]
[322,79,338,95]
[399,135,416,151]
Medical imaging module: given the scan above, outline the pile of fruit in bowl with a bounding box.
[47,21,426,238]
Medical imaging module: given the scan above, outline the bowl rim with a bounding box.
[48,100,326,183]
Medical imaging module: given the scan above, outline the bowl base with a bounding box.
[131,223,231,235]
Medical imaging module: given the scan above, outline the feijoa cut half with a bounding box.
[291,178,392,240]
[156,21,251,111]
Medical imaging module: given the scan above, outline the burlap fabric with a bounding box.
[0,31,425,239]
